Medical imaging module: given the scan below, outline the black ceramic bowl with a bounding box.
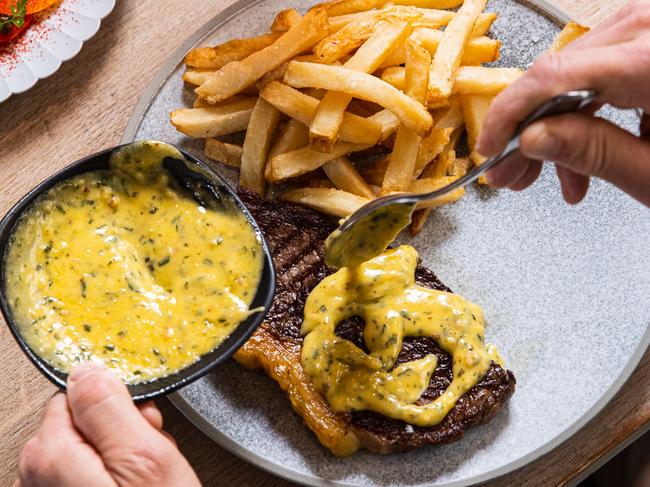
[0,141,276,401]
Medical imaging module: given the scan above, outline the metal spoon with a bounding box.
[325,90,598,269]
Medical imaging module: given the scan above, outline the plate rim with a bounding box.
[120,1,650,485]
[0,0,117,103]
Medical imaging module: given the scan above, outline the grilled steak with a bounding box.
[234,188,516,455]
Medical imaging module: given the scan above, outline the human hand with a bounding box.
[17,364,201,487]
[477,0,650,206]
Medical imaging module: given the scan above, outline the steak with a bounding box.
[234,188,516,455]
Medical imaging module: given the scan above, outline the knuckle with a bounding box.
[531,52,565,80]
[108,442,176,482]
[19,437,52,483]
[68,372,120,412]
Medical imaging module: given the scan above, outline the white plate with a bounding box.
[122,1,650,485]
[0,0,115,102]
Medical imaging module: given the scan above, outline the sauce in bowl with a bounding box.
[3,141,263,384]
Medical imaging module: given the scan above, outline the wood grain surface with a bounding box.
[0,1,645,486]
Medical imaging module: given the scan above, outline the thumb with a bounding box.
[66,364,164,457]
[519,114,650,206]
[65,363,202,486]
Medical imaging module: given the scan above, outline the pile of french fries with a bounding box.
[171,0,588,235]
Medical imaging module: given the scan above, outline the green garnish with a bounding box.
[0,0,28,33]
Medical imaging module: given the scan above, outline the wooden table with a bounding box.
[0,1,647,485]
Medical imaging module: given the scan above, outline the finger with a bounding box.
[509,160,543,191]
[477,40,646,157]
[641,113,650,141]
[19,394,116,487]
[66,364,199,486]
[568,1,650,50]
[484,153,532,188]
[138,402,164,431]
[518,113,650,206]
[66,364,165,456]
[556,166,590,204]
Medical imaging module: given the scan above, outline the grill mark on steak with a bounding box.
[238,188,515,452]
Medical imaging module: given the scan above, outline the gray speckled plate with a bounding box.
[121,1,650,485]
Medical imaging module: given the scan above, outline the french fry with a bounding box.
[549,21,589,52]
[184,33,281,70]
[454,66,522,95]
[367,109,401,141]
[204,138,243,167]
[423,148,456,178]
[408,177,465,208]
[280,188,371,218]
[450,156,471,177]
[312,0,383,17]
[257,55,320,89]
[323,157,377,198]
[271,8,302,32]
[413,127,452,177]
[267,120,310,181]
[427,0,488,106]
[387,0,463,8]
[284,61,433,136]
[382,66,521,96]
[269,142,370,182]
[471,11,496,37]
[382,42,430,193]
[460,94,493,180]
[196,8,329,103]
[260,81,382,145]
[240,98,281,195]
[192,94,253,108]
[310,19,413,152]
[170,98,257,138]
[315,7,421,64]
[432,95,464,130]
[380,32,500,69]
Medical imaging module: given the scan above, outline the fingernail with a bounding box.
[523,123,559,160]
[484,170,496,186]
[69,362,105,383]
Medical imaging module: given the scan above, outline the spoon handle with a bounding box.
[412,90,598,205]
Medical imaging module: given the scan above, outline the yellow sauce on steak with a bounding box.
[301,245,502,427]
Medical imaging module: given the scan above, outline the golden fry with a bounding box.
[381,32,500,69]
[460,94,493,176]
[311,19,412,152]
[382,42,431,193]
[239,98,281,195]
[367,109,401,141]
[260,81,382,145]
[284,61,433,136]
[184,33,281,70]
[312,0,383,17]
[471,11,496,37]
[280,188,371,218]
[170,98,257,138]
[387,0,463,8]
[315,7,421,64]
[408,177,465,208]
[549,21,589,52]
[196,8,329,103]
[271,8,301,32]
[267,120,310,180]
[323,157,377,198]
[382,66,521,96]
[413,127,452,177]
[204,138,243,167]
[269,142,370,182]
[428,0,488,106]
